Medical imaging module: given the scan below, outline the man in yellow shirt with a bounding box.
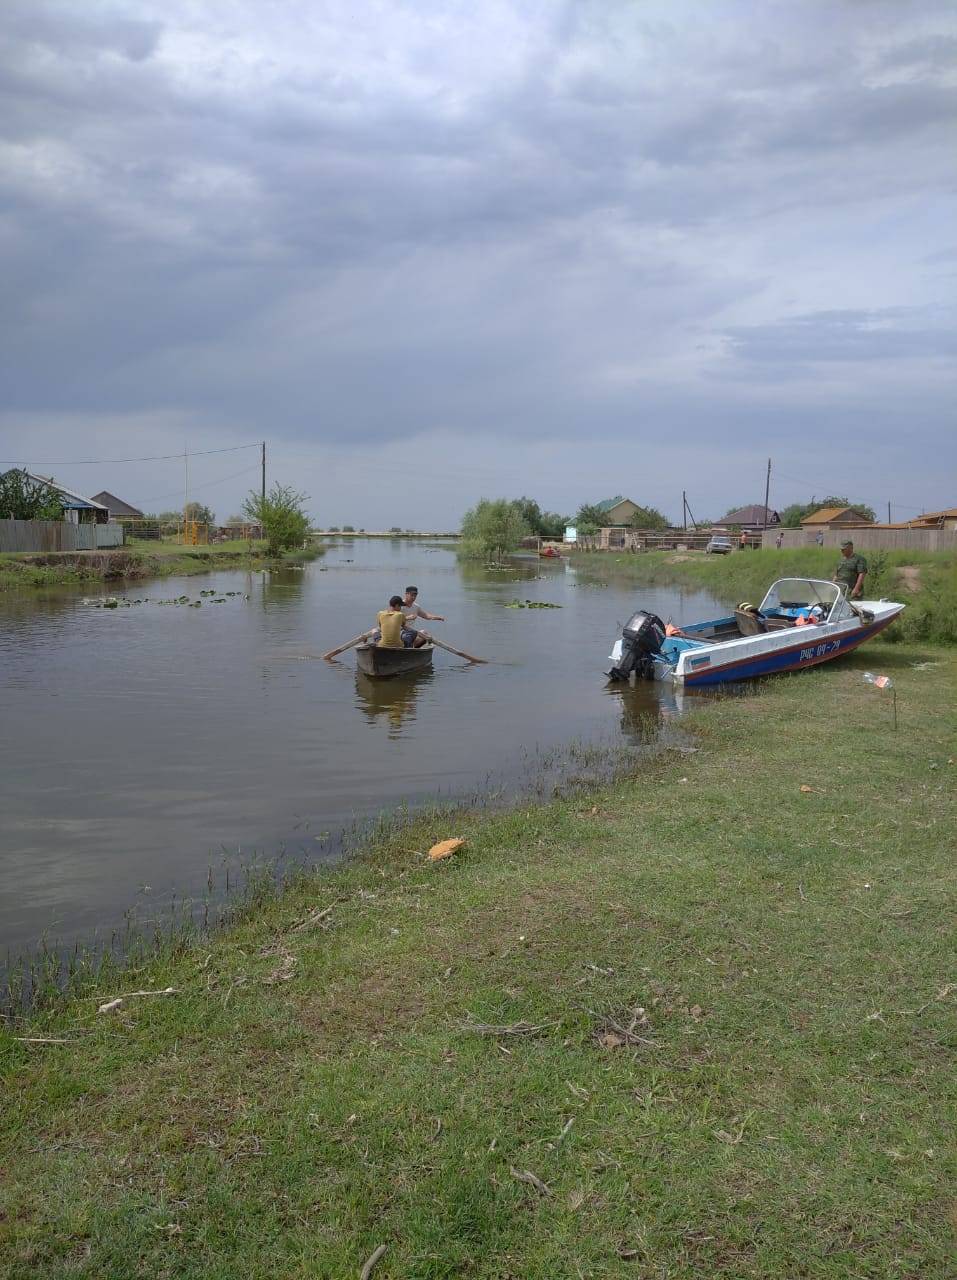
[373,595,412,649]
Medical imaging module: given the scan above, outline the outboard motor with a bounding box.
[607,610,666,681]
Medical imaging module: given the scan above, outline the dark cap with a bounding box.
[840,539,853,548]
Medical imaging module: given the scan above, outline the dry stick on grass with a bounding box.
[14,1037,78,1046]
[117,986,178,999]
[510,1167,552,1197]
[290,903,336,933]
[359,1243,387,1279]
[457,1018,557,1037]
[97,986,179,1014]
[592,1009,658,1049]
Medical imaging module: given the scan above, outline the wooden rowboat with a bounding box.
[355,642,434,678]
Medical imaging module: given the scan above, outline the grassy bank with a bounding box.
[573,547,957,645]
[0,541,323,592]
[2,647,955,1278]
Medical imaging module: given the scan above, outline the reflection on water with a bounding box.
[354,669,434,738]
[606,677,757,746]
[0,539,730,961]
[605,680,684,745]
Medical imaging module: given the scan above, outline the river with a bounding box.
[0,540,727,961]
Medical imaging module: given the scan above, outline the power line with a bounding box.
[773,468,856,494]
[137,463,262,508]
[774,470,929,514]
[0,443,260,466]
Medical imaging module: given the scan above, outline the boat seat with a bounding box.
[734,606,767,636]
[764,616,794,630]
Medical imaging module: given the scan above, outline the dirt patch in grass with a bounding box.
[897,563,922,591]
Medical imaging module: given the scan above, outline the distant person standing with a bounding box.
[775,532,784,550]
[815,530,824,546]
[739,531,748,551]
[833,540,868,599]
[401,585,445,649]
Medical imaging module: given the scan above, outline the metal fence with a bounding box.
[575,530,716,552]
[121,520,262,544]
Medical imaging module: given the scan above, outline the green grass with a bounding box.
[128,538,268,557]
[573,547,957,644]
[2,646,955,1277]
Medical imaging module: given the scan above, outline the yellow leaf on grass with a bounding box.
[428,838,465,861]
[800,785,814,793]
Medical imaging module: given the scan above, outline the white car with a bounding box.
[705,535,733,554]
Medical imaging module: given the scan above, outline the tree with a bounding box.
[780,496,877,528]
[574,503,613,535]
[0,469,63,520]
[459,498,530,562]
[225,513,245,526]
[184,501,215,526]
[512,496,570,540]
[628,505,670,531]
[242,483,311,555]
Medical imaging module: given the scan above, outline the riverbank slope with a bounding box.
[0,541,323,591]
[2,646,955,1278]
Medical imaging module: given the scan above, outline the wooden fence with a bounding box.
[761,527,957,553]
[0,519,124,553]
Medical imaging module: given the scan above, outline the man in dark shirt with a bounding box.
[833,540,868,598]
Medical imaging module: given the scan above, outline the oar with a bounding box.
[425,634,488,664]
[320,632,372,661]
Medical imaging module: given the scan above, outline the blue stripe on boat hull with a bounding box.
[681,616,895,686]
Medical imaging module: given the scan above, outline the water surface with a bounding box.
[0,541,725,957]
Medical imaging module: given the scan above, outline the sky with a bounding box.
[1,0,955,528]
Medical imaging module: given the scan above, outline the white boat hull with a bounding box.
[609,594,904,687]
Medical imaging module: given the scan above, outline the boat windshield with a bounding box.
[759,579,848,623]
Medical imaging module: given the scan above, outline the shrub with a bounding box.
[459,499,530,563]
[0,469,62,520]
[242,484,311,555]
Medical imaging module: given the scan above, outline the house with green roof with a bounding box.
[595,496,640,525]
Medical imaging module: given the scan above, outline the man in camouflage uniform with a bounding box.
[833,539,868,599]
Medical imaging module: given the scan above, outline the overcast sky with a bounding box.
[2,0,954,527]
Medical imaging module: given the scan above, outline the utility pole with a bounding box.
[763,457,771,531]
[261,440,266,508]
[682,490,687,532]
[887,501,892,523]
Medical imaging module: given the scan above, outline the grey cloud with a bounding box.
[0,0,954,516]
[4,3,161,62]
[723,309,957,365]
[877,33,957,74]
